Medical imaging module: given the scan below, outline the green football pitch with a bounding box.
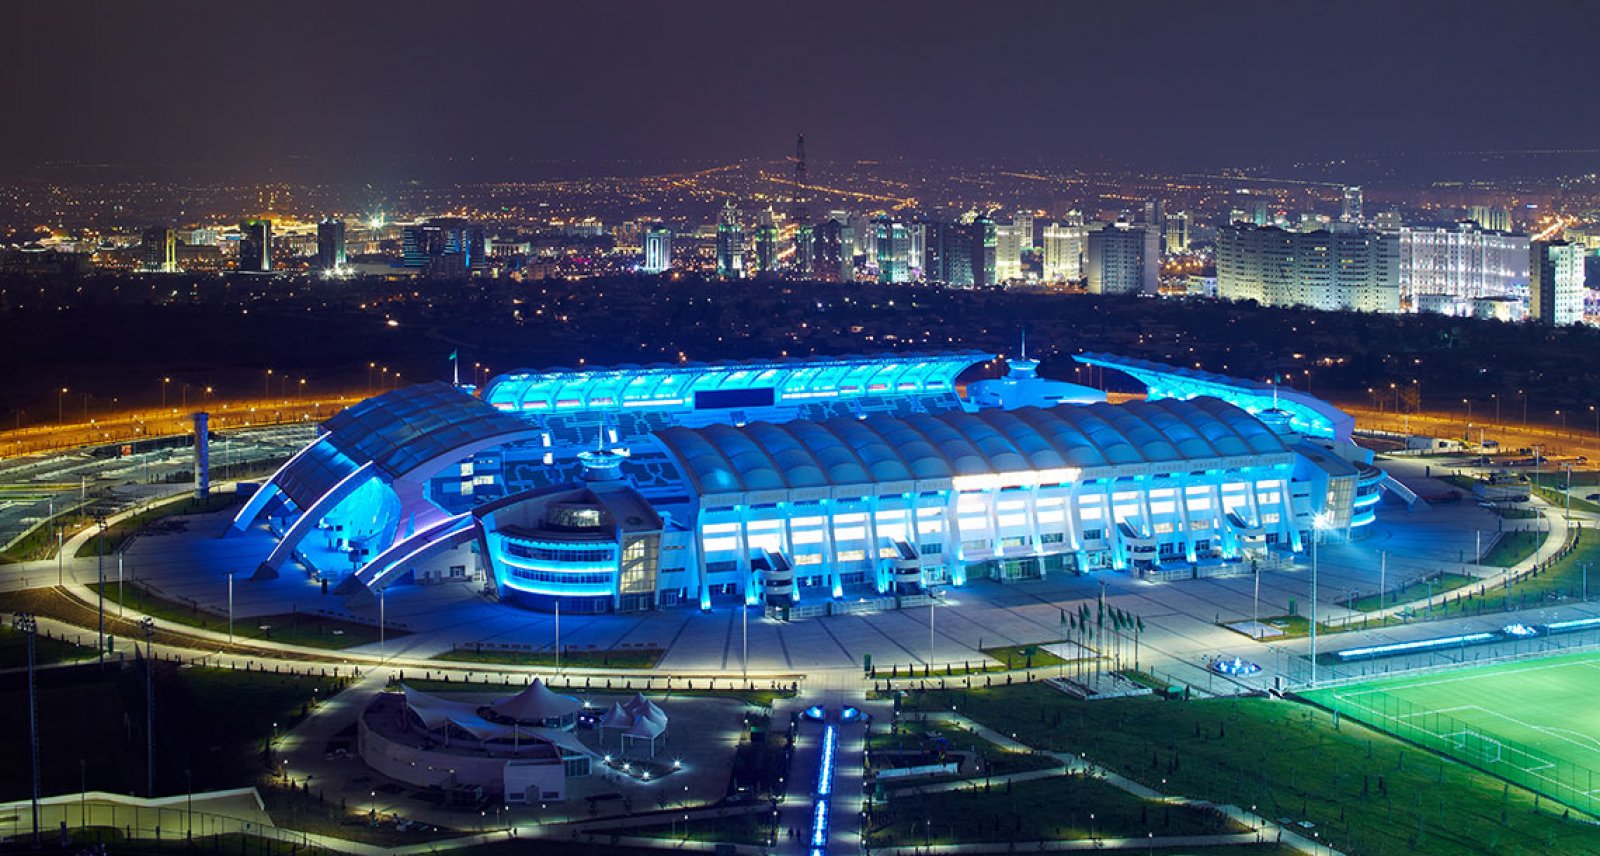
[1304,650,1600,813]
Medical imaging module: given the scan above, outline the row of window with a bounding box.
[506,567,613,585]
[503,542,614,563]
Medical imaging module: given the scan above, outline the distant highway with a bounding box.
[0,394,360,459]
[0,424,315,554]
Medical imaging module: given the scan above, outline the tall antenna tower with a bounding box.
[793,133,808,226]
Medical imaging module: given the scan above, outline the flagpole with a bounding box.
[452,351,459,386]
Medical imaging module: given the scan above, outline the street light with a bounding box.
[13,613,40,847]
[1309,511,1333,688]
[140,616,156,797]
[58,387,69,423]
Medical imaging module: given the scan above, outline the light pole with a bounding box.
[13,613,40,847]
[58,387,68,423]
[140,616,155,797]
[1564,463,1574,522]
[96,514,107,665]
[162,377,171,408]
[1309,512,1331,688]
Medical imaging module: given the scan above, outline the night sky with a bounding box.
[4,0,1599,180]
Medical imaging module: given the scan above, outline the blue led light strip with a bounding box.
[1335,632,1496,661]
[809,722,838,852]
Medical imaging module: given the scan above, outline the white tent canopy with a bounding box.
[488,678,583,724]
[599,701,633,730]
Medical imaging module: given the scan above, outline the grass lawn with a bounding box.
[615,808,778,847]
[897,683,1596,855]
[0,510,94,563]
[0,664,346,801]
[1528,479,1600,514]
[1343,572,1479,613]
[61,827,340,855]
[259,783,464,846]
[870,718,1059,777]
[435,644,664,669]
[73,492,243,558]
[0,621,97,667]
[1481,529,1551,567]
[867,773,1239,846]
[389,676,793,709]
[90,581,393,649]
[1303,650,1600,815]
[981,641,1086,670]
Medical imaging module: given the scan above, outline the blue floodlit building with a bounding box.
[232,351,1388,615]
[1074,352,1356,441]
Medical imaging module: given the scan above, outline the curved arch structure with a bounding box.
[1075,352,1355,441]
[236,382,543,581]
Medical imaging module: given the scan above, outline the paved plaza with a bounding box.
[26,454,1562,694]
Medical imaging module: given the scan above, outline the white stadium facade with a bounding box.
[229,350,1390,617]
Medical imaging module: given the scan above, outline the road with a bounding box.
[0,425,314,553]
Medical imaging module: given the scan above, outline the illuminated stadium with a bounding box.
[230,351,1392,615]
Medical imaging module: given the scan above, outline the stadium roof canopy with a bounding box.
[321,382,536,478]
[1075,352,1355,441]
[482,351,990,414]
[653,397,1289,494]
[230,382,543,550]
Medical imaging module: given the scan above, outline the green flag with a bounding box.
[448,350,458,361]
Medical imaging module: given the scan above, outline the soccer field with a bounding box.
[1304,650,1600,814]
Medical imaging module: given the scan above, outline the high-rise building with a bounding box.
[402,219,486,276]
[792,224,814,277]
[142,226,176,273]
[811,219,845,282]
[906,223,927,281]
[1012,213,1035,251]
[923,221,973,287]
[874,219,911,283]
[238,219,272,273]
[1215,222,1399,312]
[1163,212,1190,253]
[1041,222,1085,282]
[1398,222,1528,306]
[1085,222,1159,295]
[1140,199,1165,235]
[1468,205,1512,233]
[754,225,780,278]
[1341,186,1364,223]
[1530,239,1584,325]
[993,223,1022,283]
[716,204,744,279]
[970,216,997,287]
[316,219,346,273]
[642,227,673,274]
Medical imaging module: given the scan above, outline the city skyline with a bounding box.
[5,1,1600,183]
